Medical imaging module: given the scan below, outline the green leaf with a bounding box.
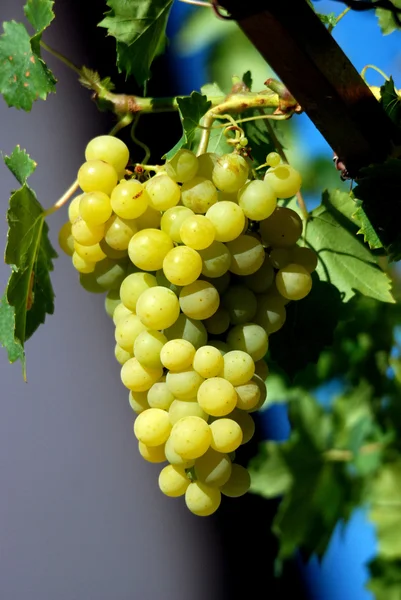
[0,21,56,110]
[24,0,54,33]
[380,77,401,127]
[200,82,225,98]
[164,92,211,159]
[353,204,384,250]
[4,146,37,185]
[368,558,401,600]
[318,12,337,28]
[98,0,173,85]
[0,295,25,377]
[376,1,401,34]
[370,461,401,559]
[308,190,394,303]
[248,442,293,498]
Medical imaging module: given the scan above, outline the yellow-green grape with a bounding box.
[199,241,232,278]
[71,218,105,246]
[166,369,204,400]
[220,463,251,497]
[202,272,231,294]
[104,215,137,251]
[197,377,238,417]
[133,408,171,446]
[179,215,215,250]
[120,272,157,312]
[129,390,149,414]
[79,191,112,225]
[93,257,127,291]
[209,418,243,453]
[254,360,269,381]
[254,295,286,334]
[164,436,195,467]
[115,313,147,352]
[146,174,181,211]
[235,380,261,411]
[243,255,275,293]
[135,205,162,230]
[128,229,174,271]
[179,280,220,321]
[205,201,245,243]
[204,308,230,335]
[155,270,182,295]
[196,152,218,180]
[122,358,163,392]
[223,350,255,386]
[266,152,281,167]
[226,235,265,276]
[161,206,194,243]
[136,286,180,330]
[68,195,82,223]
[247,374,267,413]
[160,339,196,371]
[105,289,121,318]
[74,240,106,263]
[58,222,74,256]
[238,179,277,221]
[78,272,105,294]
[185,481,221,516]
[292,246,318,273]
[110,179,149,220]
[193,345,224,379]
[164,314,208,349]
[134,330,167,369]
[138,441,166,464]
[113,302,132,326]
[159,464,190,497]
[163,246,202,286]
[165,149,199,183]
[229,409,255,444]
[212,153,249,193]
[170,416,212,459]
[147,381,175,410]
[267,280,291,306]
[226,323,269,362]
[85,135,130,173]
[168,399,209,425]
[194,449,232,487]
[115,343,132,365]
[264,164,302,198]
[77,159,118,195]
[259,207,302,248]
[276,263,312,300]
[100,241,128,260]
[221,285,257,325]
[72,252,95,274]
[269,247,293,269]
[181,176,218,213]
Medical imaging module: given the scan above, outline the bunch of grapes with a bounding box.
[59,135,317,516]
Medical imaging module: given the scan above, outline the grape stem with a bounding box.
[40,41,82,76]
[44,179,79,217]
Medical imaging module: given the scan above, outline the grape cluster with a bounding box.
[59,135,316,516]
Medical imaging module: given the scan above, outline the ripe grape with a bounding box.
[208,340,230,355]
[155,270,182,295]
[221,285,257,324]
[194,449,232,487]
[113,302,132,326]
[254,295,286,334]
[134,330,167,369]
[147,381,175,410]
[185,481,221,516]
[275,263,312,300]
[269,247,293,269]
[68,195,82,223]
[235,380,261,411]
[166,368,204,400]
[229,409,255,444]
[133,407,172,446]
[226,235,265,276]
[164,314,208,349]
[164,436,195,467]
[120,272,157,312]
[179,214,215,250]
[238,179,277,221]
[128,229,174,271]
[212,153,249,193]
[146,174,181,211]
[136,286,180,330]
[226,323,269,361]
[223,350,255,386]
[202,272,231,294]
[165,149,199,183]
[292,246,318,273]
[197,377,238,417]
[199,241,232,278]
[115,313,147,351]
[74,241,106,263]
[79,191,112,225]
[105,289,121,318]
[71,218,105,246]
[163,246,202,286]
[135,205,162,230]
[243,255,275,293]
[220,463,251,497]
[196,152,218,180]
[104,215,138,251]
[170,416,212,459]
[259,206,302,248]
[121,358,163,392]
[159,465,190,497]
[110,179,149,219]
[58,222,74,256]
[85,135,129,173]
[93,257,127,291]
[129,390,149,414]
[205,201,245,243]
[209,418,243,453]
[114,344,132,366]
[181,176,218,213]
[204,307,230,335]
[138,441,166,464]
[168,399,209,425]
[179,280,220,320]
[192,345,224,378]
[264,164,302,198]
[161,206,194,243]
[254,359,269,381]
[78,160,118,195]
[72,252,95,274]
[266,152,281,167]
[160,339,196,371]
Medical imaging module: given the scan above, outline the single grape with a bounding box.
[72,252,95,274]
[79,191,112,225]
[147,381,175,410]
[159,465,190,497]
[105,289,121,318]
[110,179,149,219]
[179,280,220,321]
[204,308,230,335]
[291,246,318,273]
[221,285,257,324]
[136,205,162,230]
[163,246,202,286]
[68,195,83,223]
[74,240,106,263]
[94,257,127,291]
[129,390,149,414]
[194,448,232,487]
[164,436,195,468]
[71,218,105,246]
[169,399,209,425]
[209,418,243,453]
[136,286,180,330]
[85,135,129,173]
[205,201,245,242]
[113,302,132,326]
[226,235,265,276]
[229,409,255,444]
[104,215,138,251]
[58,222,74,256]
[275,263,312,300]
[164,314,208,349]
[238,179,277,221]
[212,153,249,193]
[243,255,274,293]
[208,340,230,355]
[197,377,238,417]
[185,481,221,516]
[165,149,199,183]
[254,359,269,381]
[122,358,163,392]
[133,408,171,446]
[220,463,251,497]
[100,240,128,260]
[196,152,218,180]
[265,152,281,167]
[128,229,174,271]
[259,207,302,248]
[155,270,182,295]
[235,380,261,411]
[146,174,181,211]
[134,330,167,369]
[138,441,166,464]
[120,272,157,312]
[79,272,105,294]
[77,160,118,195]
[226,323,269,361]
[170,416,212,459]
[161,206,194,243]
[115,313,148,352]
[115,343,132,366]
[193,345,224,379]
[160,339,196,371]
[264,164,302,198]
[254,295,286,334]
[223,350,255,386]
[246,374,267,412]
[181,176,218,213]
[179,214,215,250]
[269,247,293,269]
[166,368,204,400]
[199,241,232,278]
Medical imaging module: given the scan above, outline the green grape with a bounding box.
[105,289,121,318]
[138,441,166,464]
[212,153,249,193]
[160,206,194,243]
[179,280,220,321]
[259,207,302,248]
[134,330,167,369]
[94,257,127,291]
[136,286,180,330]
[159,465,190,497]
[71,218,105,246]
[185,482,221,516]
[168,399,209,425]
[85,135,129,173]
[243,255,274,293]
[202,271,231,294]
[100,240,128,260]
[197,377,237,417]
[121,358,163,392]
[164,436,195,468]
[221,285,257,324]
[113,302,132,326]
[205,201,245,242]
[164,314,208,349]
[58,222,74,256]
[115,313,148,352]
[208,341,230,356]
[160,339,196,371]
[133,407,171,446]
[74,240,106,263]
[135,205,162,229]
[179,214,215,250]
[264,164,302,198]
[223,350,255,386]
[204,308,230,335]
[146,174,181,211]
[194,448,232,487]
[68,195,83,223]
[209,418,243,453]
[147,380,175,410]
[120,272,157,312]
[77,159,118,195]
[265,152,281,167]
[129,390,149,414]
[254,295,286,334]
[72,252,95,274]
[196,152,218,180]
[192,345,224,378]
[220,463,250,497]
[254,359,269,381]
[269,247,293,269]
[235,380,261,411]
[128,229,174,271]
[79,272,105,294]
[238,179,277,221]
[291,246,318,273]
[115,343,132,366]
[104,215,138,251]
[266,280,291,306]
[181,176,218,213]
[110,179,149,219]
[155,270,182,295]
[165,149,199,183]
[199,241,232,278]
[79,191,112,225]
[229,409,255,444]
[276,263,312,300]
[166,368,204,400]
[163,246,202,286]
[247,374,267,413]
[226,235,265,276]
[170,416,212,459]
[226,323,269,361]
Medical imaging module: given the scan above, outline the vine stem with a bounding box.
[328,6,351,33]
[40,41,82,76]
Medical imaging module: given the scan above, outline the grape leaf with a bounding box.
[368,558,401,600]
[353,204,384,250]
[4,145,36,185]
[164,92,211,159]
[376,1,401,35]
[380,77,401,128]
[0,295,25,377]
[24,0,54,33]
[98,0,173,85]
[318,12,337,28]
[308,190,394,302]
[248,442,293,498]
[369,461,401,559]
